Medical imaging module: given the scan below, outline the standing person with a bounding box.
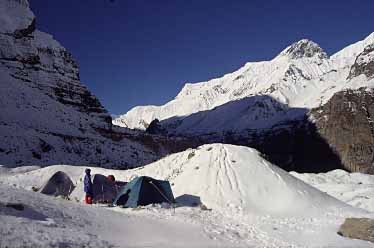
[84,168,93,204]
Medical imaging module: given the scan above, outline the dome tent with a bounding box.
[39,171,75,197]
[113,176,175,207]
[92,174,118,203]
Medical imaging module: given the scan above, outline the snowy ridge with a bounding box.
[114,33,374,134]
[331,32,374,70]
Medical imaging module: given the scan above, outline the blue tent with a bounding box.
[113,176,175,207]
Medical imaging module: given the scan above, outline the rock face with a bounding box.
[348,44,374,80]
[146,119,166,135]
[181,118,344,173]
[311,88,374,173]
[0,0,195,168]
[338,218,374,243]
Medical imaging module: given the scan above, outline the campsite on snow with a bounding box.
[1,0,374,247]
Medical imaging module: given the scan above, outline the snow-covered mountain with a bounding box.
[114,34,374,133]
[0,0,193,168]
[114,33,374,173]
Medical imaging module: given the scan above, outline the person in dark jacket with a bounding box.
[84,168,93,204]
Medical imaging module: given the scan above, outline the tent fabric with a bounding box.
[39,171,75,197]
[92,174,118,203]
[113,176,175,207]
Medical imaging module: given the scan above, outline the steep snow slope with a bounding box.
[2,144,374,247]
[331,33,374,71]
[114,33,374,134]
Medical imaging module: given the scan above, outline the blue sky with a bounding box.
[29,0,374,114]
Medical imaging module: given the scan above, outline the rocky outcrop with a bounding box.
[13,17,35,39]
[146,119,166,135]
[179,117,343,173]
[338,218,374,243]
[348,44,374,80]
[311,88,374,173]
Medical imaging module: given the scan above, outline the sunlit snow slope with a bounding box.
[115,34,374,134]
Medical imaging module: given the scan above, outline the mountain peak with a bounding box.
[280,39,328,60]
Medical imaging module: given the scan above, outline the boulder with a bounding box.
[338,218,374,243]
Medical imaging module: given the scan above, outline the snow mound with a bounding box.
[123,144,348,216]
[1,144,350,216]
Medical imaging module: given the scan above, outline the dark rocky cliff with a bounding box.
[311,88,374,173]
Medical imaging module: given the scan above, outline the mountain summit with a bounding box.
[279,39,328,60]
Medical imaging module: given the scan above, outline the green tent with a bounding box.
[113,176,175,207]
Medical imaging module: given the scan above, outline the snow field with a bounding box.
[2,144,374,247]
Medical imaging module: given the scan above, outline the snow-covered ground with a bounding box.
[0,184,218,248]
[292,170,374,213]
[1,144,374,247]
